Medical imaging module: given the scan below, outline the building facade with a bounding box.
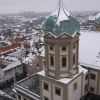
[13,1,100,100]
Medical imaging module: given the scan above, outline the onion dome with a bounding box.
[43,0,80,37]
[95,13,100,24]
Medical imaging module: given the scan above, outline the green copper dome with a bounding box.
[43,0,80,37]
[95,13,100,24]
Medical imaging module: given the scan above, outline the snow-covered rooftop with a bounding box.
[23,52,36,65]
[57,66,87,84]
[88,15,96,21]
[3,60,22,71]
[50,0,70,25]
[39,46,45,57]
[54,0,70,25]
[96,13,100,19]
[4,56,18,62]
[79,31,100,70]
[38,66,87,84]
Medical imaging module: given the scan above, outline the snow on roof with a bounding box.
[4,56,18,61]
[79,31,100,70]
[39,46,45,57]
[57,66,87,84]
[37,70,45,76]
[57,78,71,84]
[96,13,100,19]
[56,0,70,25]
[3,60,22,71]
[0,36,5,40]
[50,0,70,25]
[23,53,36,64]
[79,66,88,74]
[37,70,72,84]
[38,66,87,84]
[0,43,21,54]
[88,15,96,21]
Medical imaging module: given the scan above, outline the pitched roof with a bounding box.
[0,43,21,55]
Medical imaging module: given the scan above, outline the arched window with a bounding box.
[62,57,66,67]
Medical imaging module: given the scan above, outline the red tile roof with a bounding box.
[0,43,21,54]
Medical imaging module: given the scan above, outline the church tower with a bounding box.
[38,0,86,100]
[43,0,80,79]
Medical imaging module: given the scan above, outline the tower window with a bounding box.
[50,46,53,51]
[18,95,21,100]
[55,87,61,96]
[62,46,66,51]
[62,57,66,67]
[23,98,27,100]
[44,96,49,100]
[85,74,88,80]
[73,82,77,91]
[50,55,54,66]
[43,61,45,65]
[90,87,94,92]
[90,74,95,80]
[43,82,49,91]
[73,44,76,49]
[73,54,76,65]
[85,83,88,92]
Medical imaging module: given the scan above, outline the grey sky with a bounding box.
[0,0,100,13]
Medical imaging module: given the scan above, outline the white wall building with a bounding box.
[0,59,24,84]
[80,31,100,95]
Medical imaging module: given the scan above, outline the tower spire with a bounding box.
[50,0,70,17]
[56,0,70,25]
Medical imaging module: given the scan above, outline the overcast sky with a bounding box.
[0,0,100,14]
